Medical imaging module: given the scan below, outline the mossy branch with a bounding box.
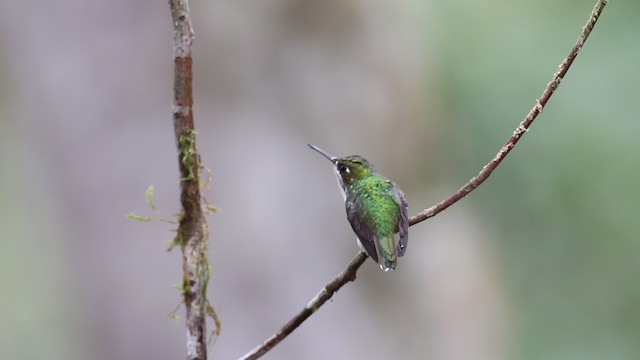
[239,1,609,359]
[169,0,217,359]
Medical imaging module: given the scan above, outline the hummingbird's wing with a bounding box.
[395,188,409,257]
[345,197,379,263]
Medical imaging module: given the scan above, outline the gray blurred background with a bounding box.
[1,0,639,359]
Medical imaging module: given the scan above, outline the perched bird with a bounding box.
[308,144,409,271]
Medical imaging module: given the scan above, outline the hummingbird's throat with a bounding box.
[333,166,348,201]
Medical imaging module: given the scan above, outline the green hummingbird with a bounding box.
[308,144,409,271]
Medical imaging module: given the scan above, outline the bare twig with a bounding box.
[169,1,211,359]
[410,0,609,226]
[239,1,609,359]
[239,252,368,360]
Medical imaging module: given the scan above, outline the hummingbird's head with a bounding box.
[308,144,376,196]
[334,156,375,188]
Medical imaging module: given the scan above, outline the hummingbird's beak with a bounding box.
[308,144,338,163]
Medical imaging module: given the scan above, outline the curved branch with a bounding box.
[410,0,609,226]
[239,1,609,359]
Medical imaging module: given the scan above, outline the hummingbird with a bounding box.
[308,144,409,271]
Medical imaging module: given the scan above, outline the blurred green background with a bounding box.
[1,0,638,359]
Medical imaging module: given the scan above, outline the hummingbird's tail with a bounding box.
[375,235,398,271]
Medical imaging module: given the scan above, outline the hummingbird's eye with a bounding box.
[338,165,350,174]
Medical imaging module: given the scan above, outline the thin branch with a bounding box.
[239,1,609,359]
[239,252,368,360]
[410,0,609,226]
[169,1,211,360]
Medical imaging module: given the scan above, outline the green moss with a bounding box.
[169,230,184,251]
[126,213,154,222]
[145,185,158,210]
[126,130,222,340]
[207,301,222,342]
[177,129,198,182]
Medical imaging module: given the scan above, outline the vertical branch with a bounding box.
[169,1,210,360]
